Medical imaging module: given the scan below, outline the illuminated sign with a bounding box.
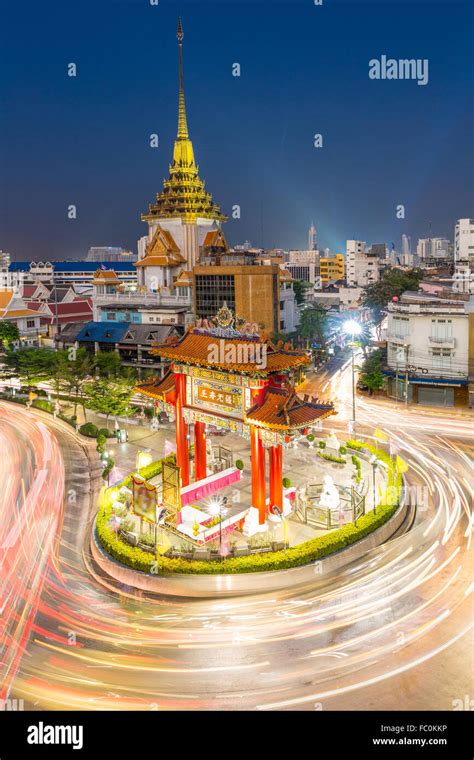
[191,377,244,419]
[197,385,239,408]
[131,475,157,523]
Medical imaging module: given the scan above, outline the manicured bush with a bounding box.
[339,445,347,455]
[32,398,54,413]
[96,433,107,453]
[235,459,244,471]
[306,433,315,443]
[79,422,99,438]
[120,453,177,490]
[282,476,292,488]
[318,451,346,464]
[99,427,115,438]
[318,440,326,449]
[95,445,404,575]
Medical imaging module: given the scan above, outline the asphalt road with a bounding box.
[0,367,472,710]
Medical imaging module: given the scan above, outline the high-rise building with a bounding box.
[137,18,226,293]
[454,218,474,262]
[401,235,411,256]
[346,240,379,287]
[286,249,320,288]
[86,246,136,262]
[193,262,281,333]
[320,253,345,285]
[308,222,317,252]
[417,237,451,261]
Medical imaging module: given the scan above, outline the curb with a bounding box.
[90,496,408,598]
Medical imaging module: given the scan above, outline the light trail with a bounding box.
[0,365,472,711]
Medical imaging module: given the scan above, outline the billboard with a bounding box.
[131,475,157,523]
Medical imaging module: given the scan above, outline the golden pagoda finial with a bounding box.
[177,16,189,140]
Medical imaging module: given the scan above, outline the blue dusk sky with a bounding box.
[0,0,473,259]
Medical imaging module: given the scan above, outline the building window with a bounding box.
[431,319,453,339]
[26,320,35,328]
[391,316,410,338]
[195,274,236,319]
[106,312,116,320]
[432,349,452,371]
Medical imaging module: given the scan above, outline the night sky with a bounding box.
[1,0,473,260]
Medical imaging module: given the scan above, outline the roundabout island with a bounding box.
[93,308,406,589]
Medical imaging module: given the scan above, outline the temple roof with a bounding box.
[93,269,121,284]
[136,370,176,401]
[150,327,310,374]
[142,19,227,224]
[245,389,334,431]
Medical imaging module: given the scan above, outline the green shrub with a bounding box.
[79,422,99,438]
[121,453,177,490]
[306,433,315,443]
[99,427,115,438]
[96,433,107,453]
[32,398,54,413]
[318,451,346,464]
[143,406,155,419]
[95,445,404,575]
[318,440,326,449]
[339,445,347,455]
[282,477,292,488]
[346,439,364,451]
[235,459,244,471]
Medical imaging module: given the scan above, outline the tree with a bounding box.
[362,267,423,338]
[359,349,386,395]
[83,377,134,426]
[293,280,312,306]
[94,351,122,378]
[298,304,328,349]
[0,322,20,350]
[54,348,94,418]
[4,347,56,389]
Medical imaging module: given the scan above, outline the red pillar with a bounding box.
[194,421,207,482]
[269,444,283,514]
[174,372,189,487]
[250,425,266,524]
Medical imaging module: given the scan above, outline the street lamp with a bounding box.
[369,453,378,515]
[208,497,227,554]
[343,320,362,433]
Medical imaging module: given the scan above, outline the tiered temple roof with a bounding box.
[142,18,227,225]
[245,388,334,431]
[150,328,309,374]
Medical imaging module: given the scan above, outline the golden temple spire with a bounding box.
[176,17,189,140]
[141,18,227,225]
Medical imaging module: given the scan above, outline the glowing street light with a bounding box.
[207,497,227,554]
[343,320,362,432]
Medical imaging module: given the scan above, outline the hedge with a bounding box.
[32,398,54,413]
[79,422,99,438]
[96,445,404,575]
[120,453,177,490]
[317,451,346,464]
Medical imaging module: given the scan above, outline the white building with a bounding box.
[401,235,411,256]
[385,291,471,407]
[286,249,321,293]
[417,237,451,261]
[346,240,380,287]
[454,218,474,262]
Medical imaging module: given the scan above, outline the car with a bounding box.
[356,380,369,391]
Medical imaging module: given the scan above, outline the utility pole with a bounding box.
[404,344,409,408]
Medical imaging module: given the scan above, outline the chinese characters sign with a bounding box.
[191,377,244,419]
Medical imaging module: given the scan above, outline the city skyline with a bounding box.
[1,0,473,261]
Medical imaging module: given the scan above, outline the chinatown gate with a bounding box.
[136,307,335,531]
